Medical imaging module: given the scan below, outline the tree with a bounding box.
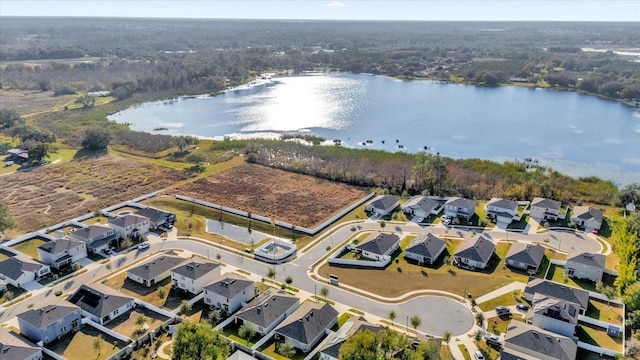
[238,323,257,343]
[179,300,192,316]
[0,108,22,129]
[443,331,452,343]
[277,342,295,358]
[407,340,440,360]
[622,281,640,312]
[207,309,222,326]
[93,335,102,355]
[74,94,96,107]
[25,142,54,163]
[595,281,617,305]
[172,321,229,360]
[0,202,16,235]
[285,276,293,285]
[475,312,485,328]
[136,314,147,332]
[320,286,329,299]
[338,329,379,359]
[389,310,396,327]
[410,315,421,333]
[267,268,276,279]
[81,128,112,151]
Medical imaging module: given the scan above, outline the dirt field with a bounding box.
[1,155,193,232]
[174,163,367,228]
[0,89,77,116]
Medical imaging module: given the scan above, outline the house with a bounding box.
[170,260,221,295]
[524,278,589,315]
[403,233,446,265]
[364,195,399,217]
[7,148,29,163]
[274,302,339,353]
[530,197,562,221]
[134,207,177,229]
[17,302,82,345]
[453,235,495,270]
[564,251,606,283]
[401,196,439,219]
[505,243,545,273]
[320,317,381,360]
[571,206,604,231]
[527,293,579,338]
[485,198,518,224]
[127,255,186,287]
[69,225,117,254]
[67,283,135,325]
[501,321,577,360]
[108,214,150,240]
[0,256,51,288]
[0,327,43,360]
[203,275,254,314]
[37,239,87,269]
[354,232,400,261]
[234,289,299,335]
[443,197,476,221]
[0,278,6,293]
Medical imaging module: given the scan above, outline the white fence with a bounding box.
[578,341,622,357]
[82,317,131,343]
[327,245,391,268]
[41,347,66,360]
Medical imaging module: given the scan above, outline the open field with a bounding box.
[173,163,367,228]
[47,326,128,360]
[0,155,193,232]
[0,89,77,116]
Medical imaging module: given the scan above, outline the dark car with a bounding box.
[516,304,530,311]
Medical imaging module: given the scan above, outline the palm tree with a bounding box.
[93,335,102,355]
[475,312,485,328]
[136,314,147,333]
[443,331,452,343]
[410,315,421,333]
[389,310,396,327]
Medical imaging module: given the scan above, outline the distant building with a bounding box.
[69,225,116,254]
[485,198,519,224]
[365,196,399,217]
[37,239,87,270]
[401,196,439,219]
[108,214,150,240]
[444,197,476,221]
[530,198,562,221]
[134,207,176,230]
[571,206,603,231]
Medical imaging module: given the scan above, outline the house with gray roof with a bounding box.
[530,197,562,221]
[134,207,176,229]
[485,197,519,224]
[274,302,338,353]
[37,238,87,269]
[17,302,82,345]
[453,234,495,270]
[319,317,381,360]
[0,255,51,288]
[401,196,439,219]
[571,206,604,231]
[69,225,117,254]
[108,214,150,240]
[234,289,299,335]
[170,260,220,294]
[68,283,135,325]
[354,232,400,260]
[0,327,42,360]
[564,251,606,283]
[404,233,446,265]
[204,275,255,314]
[7,148,29,163]
[444,197,476,221]
[365,195,399,217]
[127,254,186,287]
[505,243,545,273]
[501,320,577,360]
[524,277,589,315]
[528,293,579,338]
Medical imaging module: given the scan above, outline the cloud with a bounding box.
[325,1,345,8]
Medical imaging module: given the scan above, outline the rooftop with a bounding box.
[275,302,338,345]
[572,206,604,224]
[70,225,113,241]
[68,283,134,319]
[445,196,476,209]
[566,251,606,269]
[503,320,577,360]
[531,197,561,211]
[505,243,545,268]
[0,327,41,360]
[127,255,186,280]
[235,289,299,328]
[171,260,219,280]
[404,233,445,259]
[0,256,45,281]
[38,238,85,255]
[108,214,149,228]
[368,195,399,212]
[204,275,254,298]
[486,197,518,212]
[17,302,79,329]
[356,232,400,256]
[525,277,589,310]
[453,234,495,264]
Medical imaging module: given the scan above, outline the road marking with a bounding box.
[290,263,299,267]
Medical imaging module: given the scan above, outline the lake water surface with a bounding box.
[109,73,640,186]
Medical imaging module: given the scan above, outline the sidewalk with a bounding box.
[475,281,526,304]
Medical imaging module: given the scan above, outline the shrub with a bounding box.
[55,290,63,296]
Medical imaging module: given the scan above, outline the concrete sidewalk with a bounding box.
[475,281,526,304]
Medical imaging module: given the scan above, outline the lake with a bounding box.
[108,73,640,186]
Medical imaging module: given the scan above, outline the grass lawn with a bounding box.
[107,308,169,339]
[478,291,524,312]
[475,340,501,360]
[0,284,27,305]
[457,344,471,360]
[585,300,624,326]
[576,348,617,360]
[486,314,524,335]
[440,345,453,360]
[474,201,494,229]
[222,321,255,347]
[259,338,306,360]
[102,271,180,309]
[82,215,111,226]
[507,214,529,230]
[10,237,48,258]
[0,248,13,261]
[577,322,623,352]
[545,264,613,291]
[47,326,128,360]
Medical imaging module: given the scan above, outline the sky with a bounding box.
[1,0,639,21]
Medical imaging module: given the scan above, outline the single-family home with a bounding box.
[530,197,562,221]
[127,255,186,287]
[67,283,135,325]
[134,207,177,230]
[320,318,381,360]
[505,243,545,273]
[274,302,339,353]
[17,302,82,345]
[403,233,446,265]
[203,275,255,314]
[7,148,29,163]
[0,327,43,360]
[453,235,495,270]
[108,214,150,240]
[0,278,7,293]
[354,232,400,261]
[0,256,51,288]
[443,197,476,221]
[69,225,117,254]
[501,321,577,360]
[564,251,606,283]
[528,293,579,338]
[571,206,604,231]
[524,278,589,315]
[234,289,299,335]
[364,195,399,217]
[170,260,221,295]
[485,198,518,224]
[37,239,87,270]
[401,196,439,219]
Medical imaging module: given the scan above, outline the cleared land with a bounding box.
[173,163,366,228]
[0,89,77,116]
[0,155,192,232]
[47,326,128,360]
[107,308,169,339]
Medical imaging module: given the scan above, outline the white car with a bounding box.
[474,351,485,360]
[416,217,424,223]
[138,243,150,250]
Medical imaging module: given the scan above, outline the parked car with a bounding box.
[516,304,530,311]
[485,334,502,346]
[495,306,510,315]
[138,242,150,250]
[416,217,424,223]
[474,351,485,360]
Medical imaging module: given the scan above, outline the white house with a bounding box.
[530,197,562,221]
[0,256,51,288]
[274,302,338,353]
[0,327,43,360]
[127,255,186,287]
[134,207,177,230]
[170,260,221,295]
[108,214,150,240]
[68,283,135,325]
[564,251,606,283]
[502,321,577,360]
[453,235,495,270]
[528,293,579,338]
[571,206,604,231]
[401,196,439,219]
[37,239,87,269]
[353,232,400,261]
[69,225,117,254]
[364,195,399,217]
[203,275,254,314]
[485,198,518,224]
[234,289,299,335]
[443,197,476,221]
[403,233,446,265]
